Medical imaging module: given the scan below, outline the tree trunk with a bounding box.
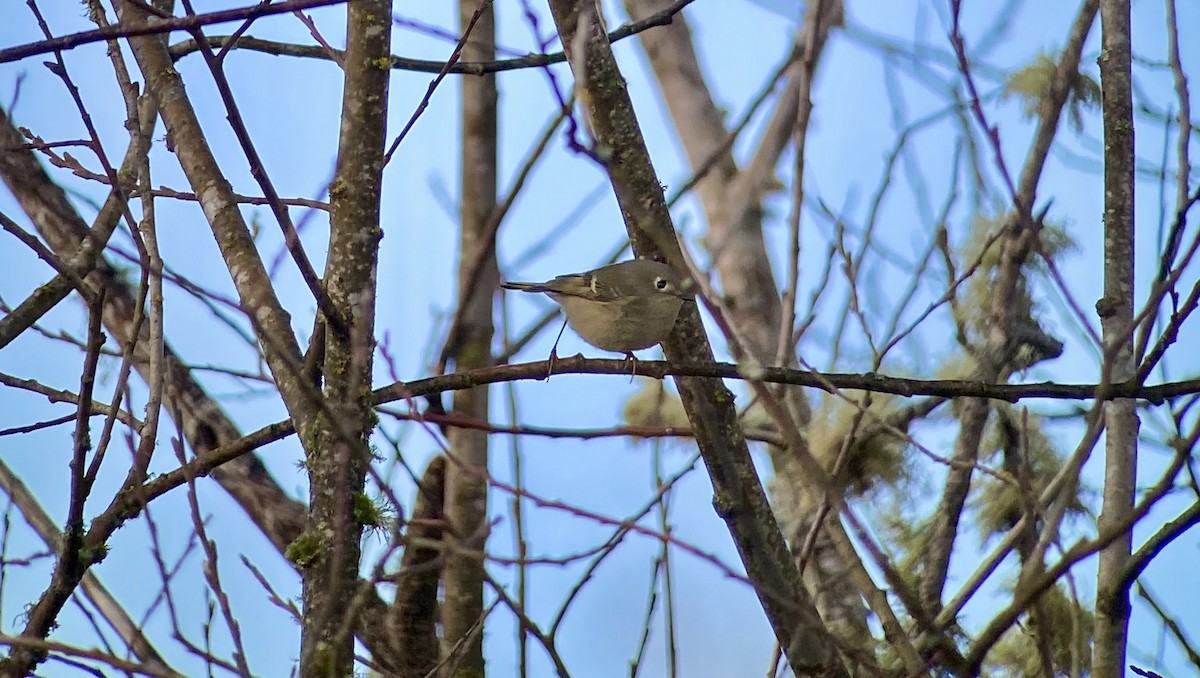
[441,1,499,675]
[1092,0,1138,675]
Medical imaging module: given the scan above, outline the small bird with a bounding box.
[501,259,693,372]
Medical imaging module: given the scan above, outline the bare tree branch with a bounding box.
[1092,1,1139,675]
[295,0,391,672]
[544,1,847,674]
[440,0,498,675]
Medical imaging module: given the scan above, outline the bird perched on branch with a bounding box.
[501,259,693,375]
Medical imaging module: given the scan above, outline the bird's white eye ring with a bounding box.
[655,277,668,290]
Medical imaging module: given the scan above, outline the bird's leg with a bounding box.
[545,317,569,380]
[623,351,638,381]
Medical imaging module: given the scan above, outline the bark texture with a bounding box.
[544,2,847,674]
[392,456,448,678]
[299,1,391,675]
[1092,0,1139,675]
[621,0,879,660]
[441,1,499,676]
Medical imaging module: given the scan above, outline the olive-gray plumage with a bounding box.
[501,259,692,356]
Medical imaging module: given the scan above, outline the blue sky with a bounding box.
[1,0,1198,676]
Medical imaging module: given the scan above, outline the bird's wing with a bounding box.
[545,272,622,301]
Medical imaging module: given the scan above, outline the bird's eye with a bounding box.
[655,277,669,290]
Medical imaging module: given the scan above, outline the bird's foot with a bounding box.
[623,352,638,382]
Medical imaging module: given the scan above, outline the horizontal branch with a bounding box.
[0,372,141,429]
[376,407,787,446]
[106,355,1194,562]
[164,0,697,75]
[0,0,345,65]
[381,355,1198,406]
